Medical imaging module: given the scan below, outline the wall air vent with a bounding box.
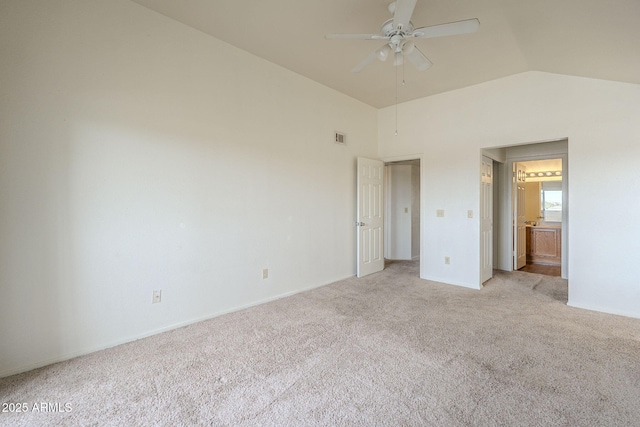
[334,131,346,145]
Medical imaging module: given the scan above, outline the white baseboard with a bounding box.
[567,301,640,319]
[0,275,354,378]
[421,275,482,290]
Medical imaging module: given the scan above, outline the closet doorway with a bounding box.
[384,159,421,267]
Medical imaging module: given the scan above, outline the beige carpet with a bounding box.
[2,261,639,426]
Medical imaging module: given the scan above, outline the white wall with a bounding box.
[0,0,377,376]
[524,182,542,222]
[379,71,640,318]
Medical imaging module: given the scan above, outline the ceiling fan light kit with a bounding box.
[325,0,480,136]
[377,45,392,61]
[325,0,480,73]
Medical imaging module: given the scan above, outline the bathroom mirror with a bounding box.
[541,181,562,222]
[520,158,563,225]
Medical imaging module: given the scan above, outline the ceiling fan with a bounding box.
[326,0,480,73]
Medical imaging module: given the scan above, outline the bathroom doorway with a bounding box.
[486,139,568,280]
[515,158,563,277]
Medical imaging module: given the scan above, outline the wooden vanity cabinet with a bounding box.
[526,226,561,266]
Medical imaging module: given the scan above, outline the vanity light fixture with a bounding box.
[527,170,562,178]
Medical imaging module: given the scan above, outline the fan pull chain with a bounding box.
[395,62,398,136]
[402,60,406,86]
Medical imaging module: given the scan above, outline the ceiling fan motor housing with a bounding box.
[381,19,414,38]
[325,0,480,73]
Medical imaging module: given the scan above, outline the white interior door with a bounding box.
[357,157,384,277]
[514,163,527,269]
[480,156,493,283]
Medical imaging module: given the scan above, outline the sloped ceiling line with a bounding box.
[131,0,640,108]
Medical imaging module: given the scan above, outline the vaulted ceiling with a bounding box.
[131,0,640,108]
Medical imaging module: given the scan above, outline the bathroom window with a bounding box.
[541,181,562,222]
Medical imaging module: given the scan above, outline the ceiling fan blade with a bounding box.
[351,49,380,73]
[325,33,388,40]
[412,18,480,38]
[393,0,418,30]
[405,47,433,71]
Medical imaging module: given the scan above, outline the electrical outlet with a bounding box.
[445,257,451,265]
[468,210,474,218]
[152,289,162,304]
[437,209,444,217]
[262,268,269,279]
[404,207,409,213]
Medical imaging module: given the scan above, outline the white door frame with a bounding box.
[503,153,568,279]
[486,139,568,281]
[494,146,571,279]
[480,156,494,283]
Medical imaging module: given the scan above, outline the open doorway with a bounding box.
[515,158,563,276]
[485,139,568,281]
[384,159,421,270]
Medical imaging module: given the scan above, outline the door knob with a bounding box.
[356,221,366,226]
